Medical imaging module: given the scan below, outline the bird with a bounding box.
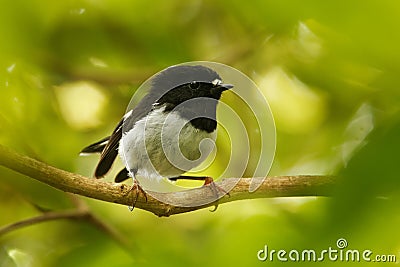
[81,65,233,207]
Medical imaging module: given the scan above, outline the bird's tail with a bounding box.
[80,136,110,155]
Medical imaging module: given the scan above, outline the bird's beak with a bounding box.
[220,83,234,91]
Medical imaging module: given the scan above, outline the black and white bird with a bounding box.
[81,65,233,206]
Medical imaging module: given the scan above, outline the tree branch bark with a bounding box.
[0,144,336,217]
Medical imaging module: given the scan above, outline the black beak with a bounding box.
[220,83,234,91]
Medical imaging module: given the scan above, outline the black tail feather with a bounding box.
[80,136,110,154]
[95,149,118,178]
[115,168,130,183]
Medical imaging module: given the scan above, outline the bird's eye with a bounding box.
[189,81,200,89]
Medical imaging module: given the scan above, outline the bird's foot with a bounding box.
[128,179,147,211]
[203,177,230,212]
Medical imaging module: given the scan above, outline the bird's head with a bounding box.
[151,65,233,106]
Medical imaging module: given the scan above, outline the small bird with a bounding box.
[81,65,233,207]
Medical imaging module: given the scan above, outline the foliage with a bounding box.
[1,0,399,266]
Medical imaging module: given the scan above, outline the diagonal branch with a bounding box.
[0,209,88,236]
[0,203,131,248]
[0,144,336,217]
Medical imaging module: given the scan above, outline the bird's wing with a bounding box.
[94,117,123,178]
[94,94,156,178]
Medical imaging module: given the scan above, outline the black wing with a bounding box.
[94,117,124,178]
[82,93,156,179]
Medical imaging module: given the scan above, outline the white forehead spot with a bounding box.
[211,79,222,86]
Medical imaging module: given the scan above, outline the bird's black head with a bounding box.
[150,65,233,133]
[151,65,233,106]
[156,79,233,107]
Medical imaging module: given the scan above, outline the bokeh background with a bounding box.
[1,0,400,266]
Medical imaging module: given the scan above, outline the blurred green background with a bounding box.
[1,0,400,266]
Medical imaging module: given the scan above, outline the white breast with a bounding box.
[119,106,216,182]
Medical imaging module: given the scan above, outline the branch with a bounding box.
[0,209,87,236]
[0,144,336,217]
[0,193,131,248]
